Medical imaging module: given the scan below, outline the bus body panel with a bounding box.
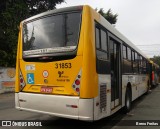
[19,56,82,96]
[93,74,111,120]
[137,75,148,96]
[80,6,98,98]
[16,92,79,119]
[15,92,94,120]
[78,98,94,121]
[15,23,23,93]
[122,74,148,105]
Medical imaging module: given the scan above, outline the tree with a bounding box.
[150,56,160,66]
[27,0,64,16]
[0,0,65,67]
[0,0,27,67]
[97,8,118,24]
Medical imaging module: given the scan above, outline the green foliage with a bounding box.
[0,0,64,67]
[97,8,118,24]
[150,56,160,66]
[0,0,26,67]
[27,0,64,16]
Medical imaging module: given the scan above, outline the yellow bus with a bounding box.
[15,5,151,121]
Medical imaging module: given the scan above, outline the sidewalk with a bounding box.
[112,85,160,129]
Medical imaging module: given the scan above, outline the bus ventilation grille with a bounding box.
[100,84,106,111]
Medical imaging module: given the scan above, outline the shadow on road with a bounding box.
[38,109,126,129]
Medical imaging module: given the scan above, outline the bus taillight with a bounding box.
[75,79,80,85]
[72,70,82,95]
[76,88,80,92]
[71,105,78,108]
[20,70,26,90]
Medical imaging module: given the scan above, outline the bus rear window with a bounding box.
[23,12,81,56]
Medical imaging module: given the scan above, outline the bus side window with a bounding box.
[100,29,107,52]
[127,47,132,73]
[95,26,110,74]
[123,45,127,59]
[127,47,131,61]
[139,56,143,74]
[137,54,140,73]
[132,50,135,73]
[96,27,100,49]
[142,58,147,74]
[123,44,127,73]
[134,52,139,73]
[132,51,135,62]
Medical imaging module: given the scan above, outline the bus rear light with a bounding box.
[76,88,79,92]
[20,78,23,83]
[71,105,78,108]
[75,79,80,85]
[72,69,82,95]
[20,70,26,89]
[66,104,78,108]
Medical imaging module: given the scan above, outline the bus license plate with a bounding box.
[41,87,53,93]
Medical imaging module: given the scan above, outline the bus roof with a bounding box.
[23,5,83,23]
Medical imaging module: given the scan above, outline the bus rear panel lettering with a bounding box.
[55,63,72,69]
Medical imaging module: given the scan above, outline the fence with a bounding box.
[0,67,15,94]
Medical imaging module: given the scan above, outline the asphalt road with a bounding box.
[0,85,160,129]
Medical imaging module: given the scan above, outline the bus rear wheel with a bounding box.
[124,87,132,113]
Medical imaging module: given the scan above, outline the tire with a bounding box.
[124,87,132,113]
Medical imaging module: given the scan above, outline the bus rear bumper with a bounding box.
[15,92,93,121]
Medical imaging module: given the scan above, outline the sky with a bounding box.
[56,0,160,57]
